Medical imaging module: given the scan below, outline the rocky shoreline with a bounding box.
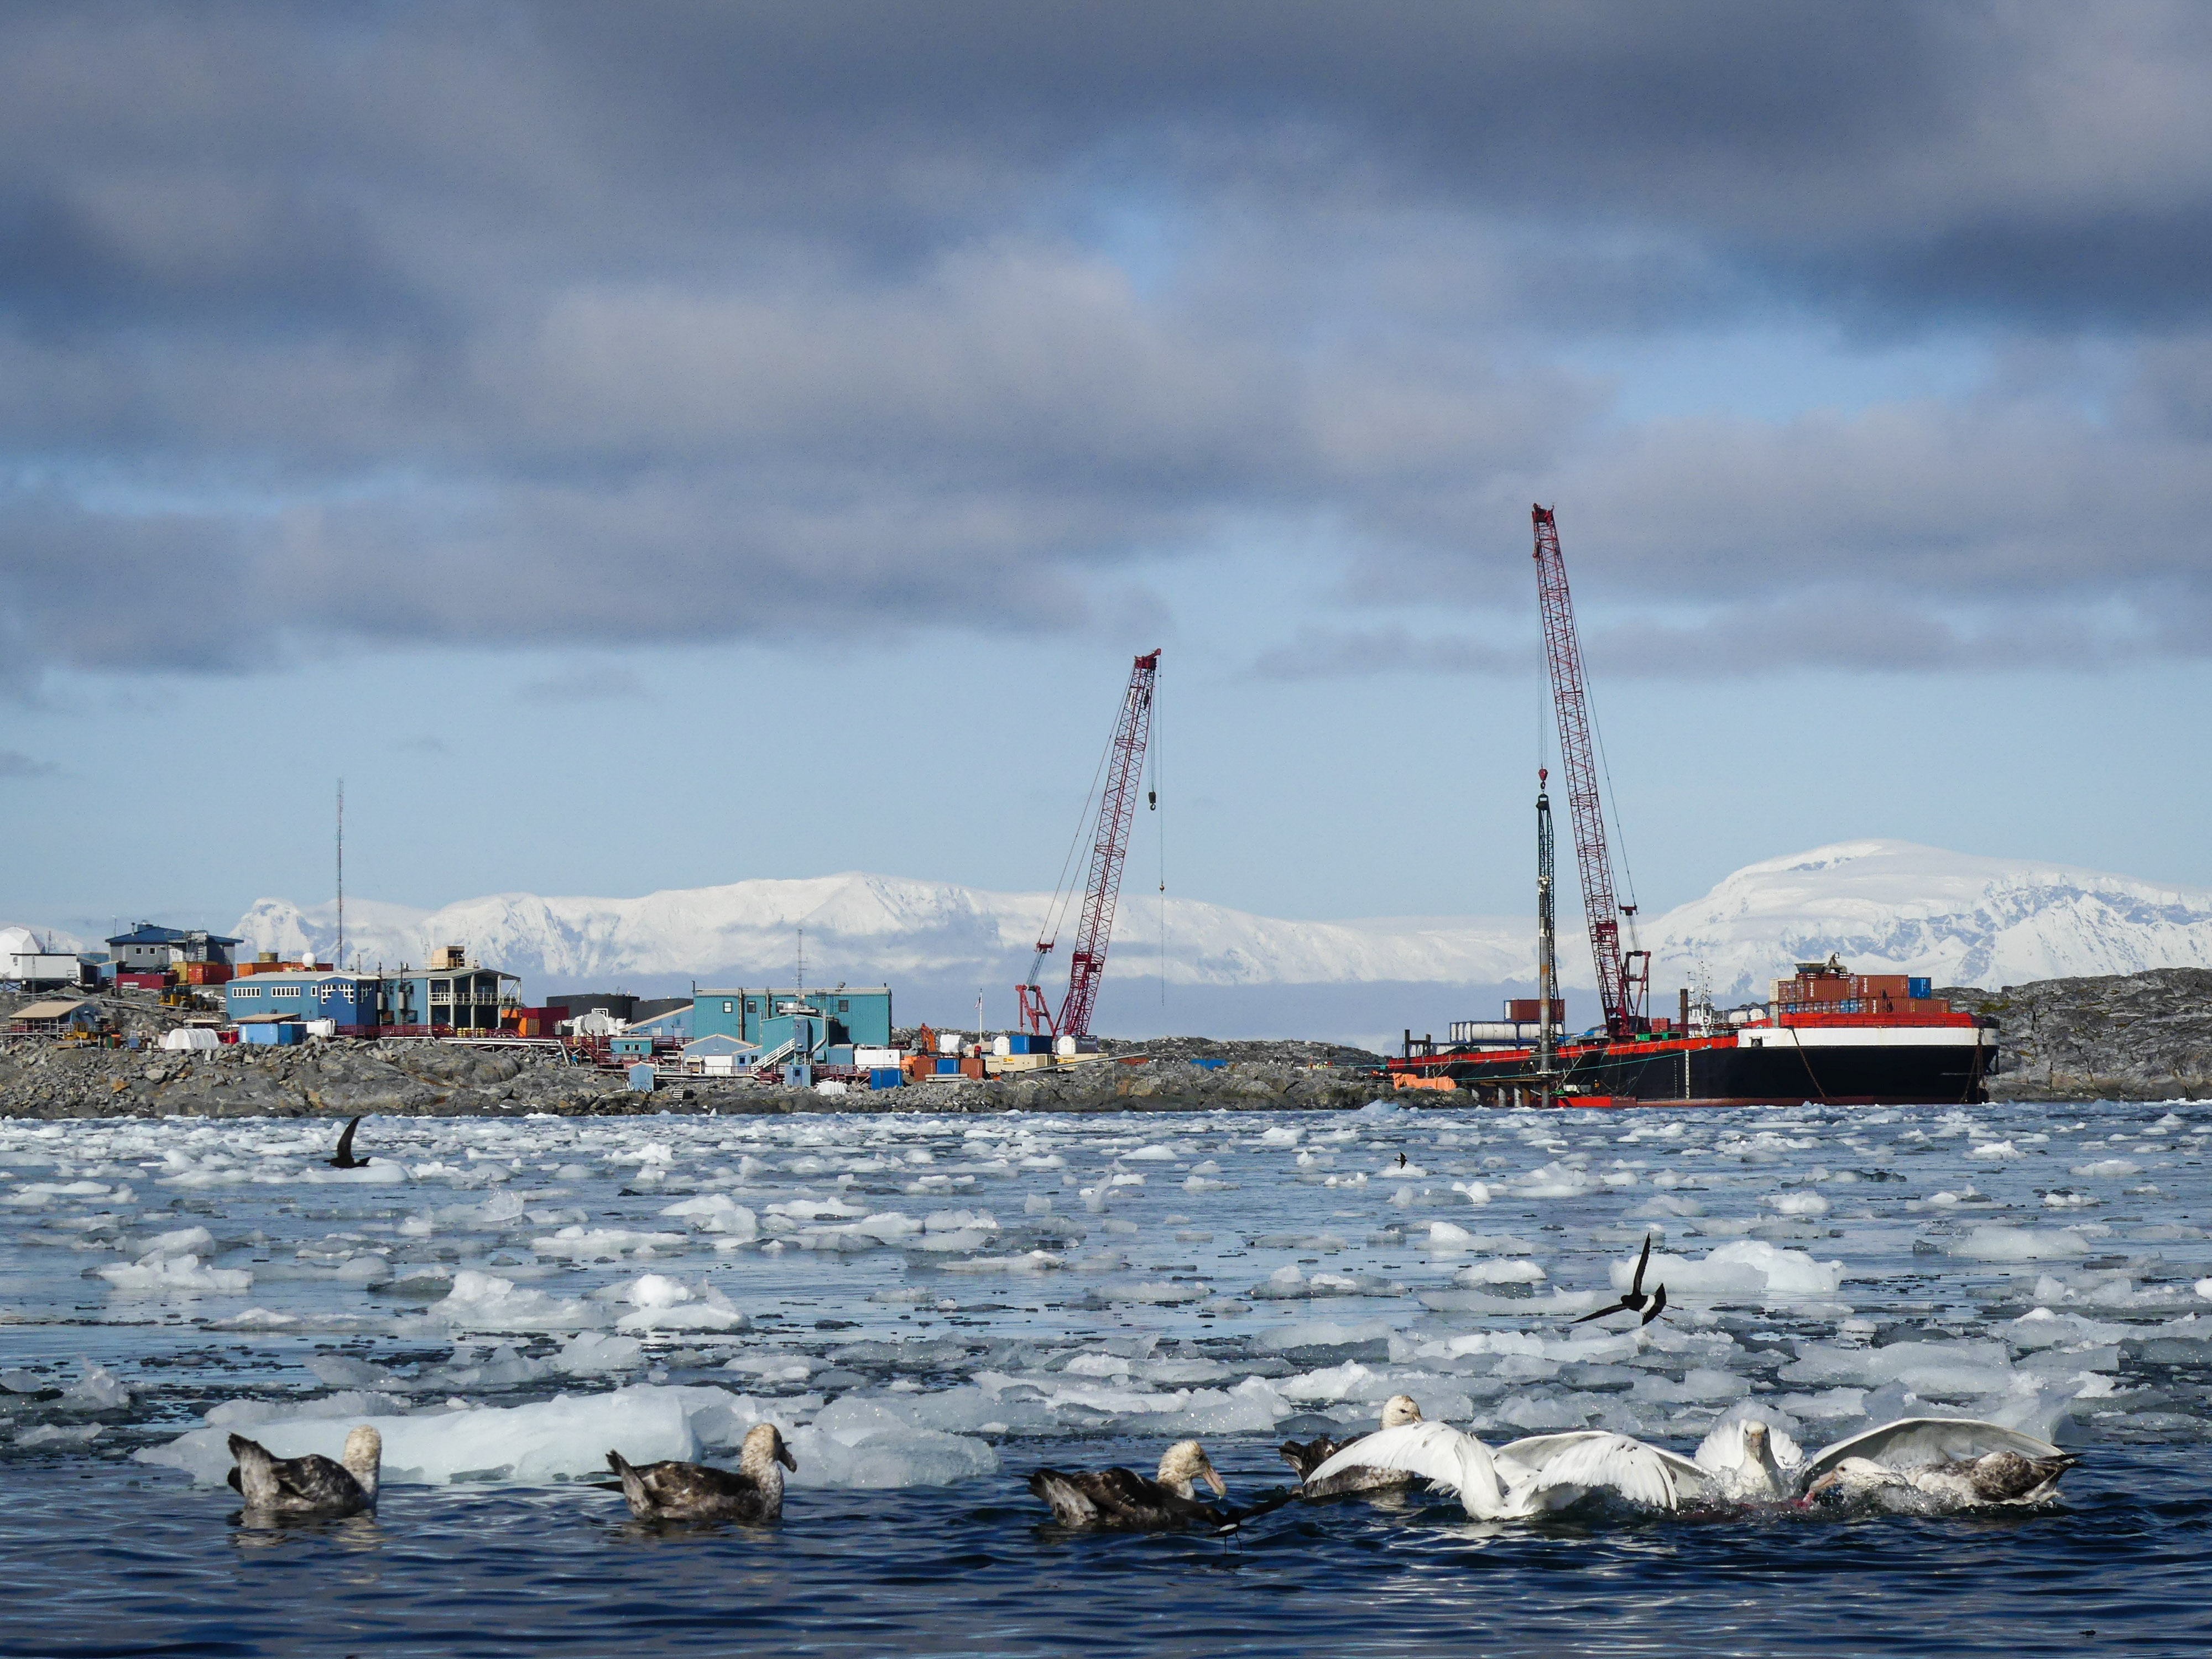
[1945,967,2212,1102]
[0,1002,1397,1120]
[5,966,2208,1117]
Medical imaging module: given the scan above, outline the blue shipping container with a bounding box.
[1005,1034,1052,1055]
[1908,977,1932,999]
[1190,1057,1227,1071]
[870,1067,904,1090]
[935,1056,958,1074]
[242,1022,302,1046]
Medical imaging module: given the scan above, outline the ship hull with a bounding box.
[1393,1026,1995,1108]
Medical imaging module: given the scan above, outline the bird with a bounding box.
[327,1117,368,1169]
[1694,1415,1802,1501]
[1799,1417,2079,1510]
[1305,1421,1692,1520]
[227,1426,380,1517]
[1571,1233,1666,1325]
[1806,1449,2080,1509]
[607,1423,796,1524]
[1280,1395,1426,1498]
[1028,1439,1231,1530]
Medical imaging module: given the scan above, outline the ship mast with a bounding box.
[1535,770,1559,1109]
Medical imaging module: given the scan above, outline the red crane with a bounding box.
[1531,505,1648,1039]
[1019,649,1160,1039]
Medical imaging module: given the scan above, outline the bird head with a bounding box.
[1157,1440,1227,1499]
[1380,1394,1425,1429]
[1805,1457,1901,1501]
[742,1422,799,1474]
[342,1425,382,1499]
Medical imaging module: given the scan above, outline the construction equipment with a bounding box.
[1534,769,1559,1108]
[1019,649,1161,1039]
[1531,505,1648,1038]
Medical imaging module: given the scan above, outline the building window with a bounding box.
[838,999,849,1013]
[745,999,758,1013]
[722,1001,733,1014]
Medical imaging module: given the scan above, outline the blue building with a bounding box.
[225,972,381,1029]
[223,950,519,1034]
[107,923,243,972]
[692,986,892,1056]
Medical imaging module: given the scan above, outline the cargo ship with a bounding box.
[1389,958,1997,1107]
[1389,504,1997,1107]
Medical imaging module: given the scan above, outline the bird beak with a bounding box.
[778,1444,798,1472]
[1804,1473,1836,1500]
[1204,1466,1227,1498]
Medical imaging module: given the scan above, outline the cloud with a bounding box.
[0,748,58,778]
[4,4,2212,688]
[521,663,650,703]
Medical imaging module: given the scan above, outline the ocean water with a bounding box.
[4,1096,2211,1656]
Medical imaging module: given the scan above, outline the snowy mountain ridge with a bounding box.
[219,840,2212,1009]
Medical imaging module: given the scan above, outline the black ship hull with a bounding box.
[1402,1031,1994,1108]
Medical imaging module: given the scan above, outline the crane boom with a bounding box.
[1531,505,1647,1039]
[1056,650,1159,1037]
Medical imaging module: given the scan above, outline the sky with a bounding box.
[5,1,2212,945]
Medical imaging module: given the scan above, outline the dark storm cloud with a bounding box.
[2,1,2210,687]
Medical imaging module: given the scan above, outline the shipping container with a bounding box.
[1908,977,1933,999]
[869,1067,904,1089]
[960,1056,985,1079]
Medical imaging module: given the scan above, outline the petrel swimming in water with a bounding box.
[1027,1440,1233,1530]
[1281,1395,1427,1499]
[227,1426,380,1517]
[607,1424,796,1524]
[326,1117,368,1169]
[1572,1233,1667,1325]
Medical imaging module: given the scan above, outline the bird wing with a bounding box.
[1494,1432,1689,1512]
[1803,1417,2064,1485]
[1277,1436,1347,1480]
[1500,1431,1709,1495]
[333,1117,361,1164]
[1305,1422,1505,1513]
[1631,1233,1652,1296]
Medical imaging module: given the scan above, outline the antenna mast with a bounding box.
[335,778,345,971]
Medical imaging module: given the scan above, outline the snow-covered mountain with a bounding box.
[1645,839,2212,1002]
[232,877,1531,995]
[223,840,2212,1032]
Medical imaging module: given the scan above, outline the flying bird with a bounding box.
[326,1117,368,1169]
[1571,1233,1666,1324]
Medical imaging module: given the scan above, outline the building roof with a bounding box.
[106,922,243,947]
[9,999,95,1020]
[696,985,891,996]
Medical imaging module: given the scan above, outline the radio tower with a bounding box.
[335,778,345,971]
[1532,505,1648,1039]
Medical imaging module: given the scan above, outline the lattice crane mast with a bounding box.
[1531,505,1648,1039]
[1019,649,1161,1040]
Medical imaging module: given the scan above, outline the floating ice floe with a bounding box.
[97,1253,253,1294]
[1945,1225,2091,1262]
[1616,1240,1848,1302]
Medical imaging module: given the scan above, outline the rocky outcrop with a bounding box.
[0,1029,1396,1119]
[1944,968,2212,1102]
